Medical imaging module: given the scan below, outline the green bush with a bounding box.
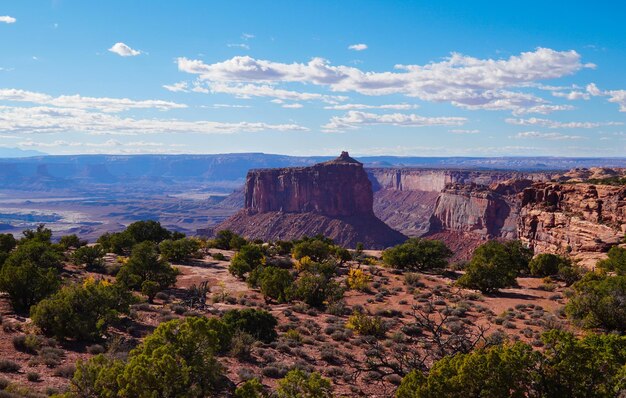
[20,224,52,244]
[59,234,86,250]
[229,244,264,279]
[256,267,293,303]
[597,246,626,274]
[566,272,626,332]
[346,311,386,337]
[214,230,246,250]
[30,279,132,341]
[234,378,265,398]
[3,240,62,271]
[70,316,226,397]
[458,241,530,293]
[0,260,60,313]
[116,241,178,291]
[0,234,17,254]
[276,369,333,398]
[72,245,106,271]
[159,238,201,262]
[529,253,569,276]
[125,220,173,244]
[396,330,626,398]
[97,231,135,255]
[292,239,332,262]
[289,272,343,308]
[382,238,452,271]
[222,309,277,343]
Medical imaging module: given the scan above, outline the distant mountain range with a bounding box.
[0,147,47,158]
[0,153,625,190]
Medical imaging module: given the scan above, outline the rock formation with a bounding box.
[518,183,626,267]
[217,152,406,248]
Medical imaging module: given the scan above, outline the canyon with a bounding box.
[217,152,407,248]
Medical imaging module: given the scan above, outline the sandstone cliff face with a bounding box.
[246,155,373,217]
[218,152,406,249]
[368,168,548,237]
[518,183,626,258]
[428,186,514,239]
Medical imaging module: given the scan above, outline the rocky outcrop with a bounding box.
[368,168,549,237]
[518,183,626,262]
[245,152,373,217]
[217,152,407,249]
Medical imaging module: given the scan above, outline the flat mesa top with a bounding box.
[322,151,362,165]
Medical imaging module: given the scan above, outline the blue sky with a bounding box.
[0,0,625,156]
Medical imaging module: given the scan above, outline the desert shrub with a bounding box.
[0,234,17,255]
[20,224,53,244]
[12,334,41,354]
[0,377,8,390]
[97,231,135,255]
[3,240,62,271]
[346,311,386,337]
[86,344,105,355]
[565,272,626,332]
[457,241,529,293]
[346,267,371,291]
[403,272,422,288]
[125,220,173,244]
[256,266,293,303]
[276,369,333,398]
[59,234,86,250]
[70,316,225,397]
[159,238,201,262]
[382,238,452,271]
[397,329,626,398]
[116,241,178,291]
[53,364,76,379]
[72,245,106,271]
[31,278,132,341]
[529,253,570,277]
[230,330,256,360]
[597,246,626,274]
[223,309,278,343]
[289,272,343,308]
[214,230,247,250]
[212,252,226,261]
[0,259,60,313]
[558,264,582,286]
[292,239,332,262]
[0,360,20,373]
[26,372,40,382]
[141,280,160,303]
[229,244,264,279]
[234,378,265,398]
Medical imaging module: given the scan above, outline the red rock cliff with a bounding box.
[245,151,373,217]
[218,152,406,249]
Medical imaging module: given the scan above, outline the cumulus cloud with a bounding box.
[449,129,479,134]
[348,43,368,51]
[162,81,189,92]
[108,42,142,57]
[324,103,418,110]
[0,88,186,112]
[206,82,347,104]
[177,48,590,114]
[513,131,583,140]
[0,105,308,135]
[322,111,466,132]
[551,90,590,100]
[0,16,16,23]
[281,103,303,108]
[505,117,623,129]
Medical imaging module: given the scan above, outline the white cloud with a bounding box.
[0,16,16,24]
[108,42,142,57]
[322,111,466,132]
[505,117,623,129]
[348,43,368,51]
[513,131,583,140]
[203,104,252,109]
[0,88,186,112]
[449,129,479,134]
[206,82,347,104]
[162,81,189,92]
[177,48,590,114]
[227,43,250,50]
[281,103,303,109]
[585,83,626,112]
[324,103,418,110]
[0,105,308,135]
[241,33,255,40]
[551,90,590,100]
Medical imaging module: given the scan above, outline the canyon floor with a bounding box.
[0,249,575,397]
